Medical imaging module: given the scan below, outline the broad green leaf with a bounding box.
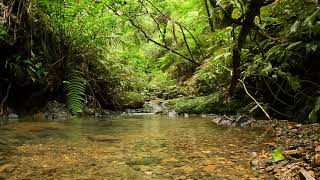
[271,148,285,162]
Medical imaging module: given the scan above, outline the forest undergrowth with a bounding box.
[0,0,319,122]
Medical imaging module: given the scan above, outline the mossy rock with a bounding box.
[117,92,145,109]
[166,95,245,114]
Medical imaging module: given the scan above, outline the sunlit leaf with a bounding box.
[271,148,285,162]
[290,20,301,33]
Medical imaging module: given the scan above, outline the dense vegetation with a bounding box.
[0,0,319,121]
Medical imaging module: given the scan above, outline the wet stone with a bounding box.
[162,157,179,163]
[202,165,216,174]
[175,175,187,180]
[178,165,194,174]
[314,154,320,167]
[134,165,151,172]
[144,171,153,175]
[152,165,165,175]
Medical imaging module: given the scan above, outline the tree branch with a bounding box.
[145,0,205,61]
[239,79,271,120]
[141,2,167,46]
[128,19,200,65]
[179,25,195,62]
[106,3,201,66]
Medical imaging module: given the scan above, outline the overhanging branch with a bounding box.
[106,4,201,66]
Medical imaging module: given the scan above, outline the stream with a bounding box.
[0,114,275,179]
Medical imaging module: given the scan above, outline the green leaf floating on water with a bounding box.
[271,148,285,162]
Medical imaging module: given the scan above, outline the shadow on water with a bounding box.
[0,114,274,179]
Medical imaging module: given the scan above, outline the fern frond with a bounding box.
[63,69,86,115]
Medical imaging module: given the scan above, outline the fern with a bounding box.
[63,69,86,115]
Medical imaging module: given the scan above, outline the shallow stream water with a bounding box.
[0,114,274,179]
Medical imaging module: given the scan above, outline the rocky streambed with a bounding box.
[0,114,274,179]
[0,103,319,179]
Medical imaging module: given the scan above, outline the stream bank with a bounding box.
[247,120,320,179]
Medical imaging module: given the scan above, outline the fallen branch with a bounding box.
[239,79,271,120]
[223,114,233,121]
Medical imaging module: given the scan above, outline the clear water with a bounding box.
[0,114,274,179]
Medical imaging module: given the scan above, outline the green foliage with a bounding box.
[0,25,7,40]
[187,50,231,95]
[271,148,285,162]
[1,0,318,119]
[166,94,243,114]
[116,92,145,109]
[148,70,178,98]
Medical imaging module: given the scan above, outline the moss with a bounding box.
[166,94,245,114]
[117,92,145,109]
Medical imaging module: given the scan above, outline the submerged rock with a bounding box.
[144,171,153,175]
[168,111,178,117]
[126,157,161,166]
[162,157,179,163]
[87,135,120,142]
[177,165,194,174]
[0,163,15,173]
[142,99,168,114]
[202,165,216,174]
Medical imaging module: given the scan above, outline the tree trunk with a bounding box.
[228,0,275,96]
[228,15,255,96]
